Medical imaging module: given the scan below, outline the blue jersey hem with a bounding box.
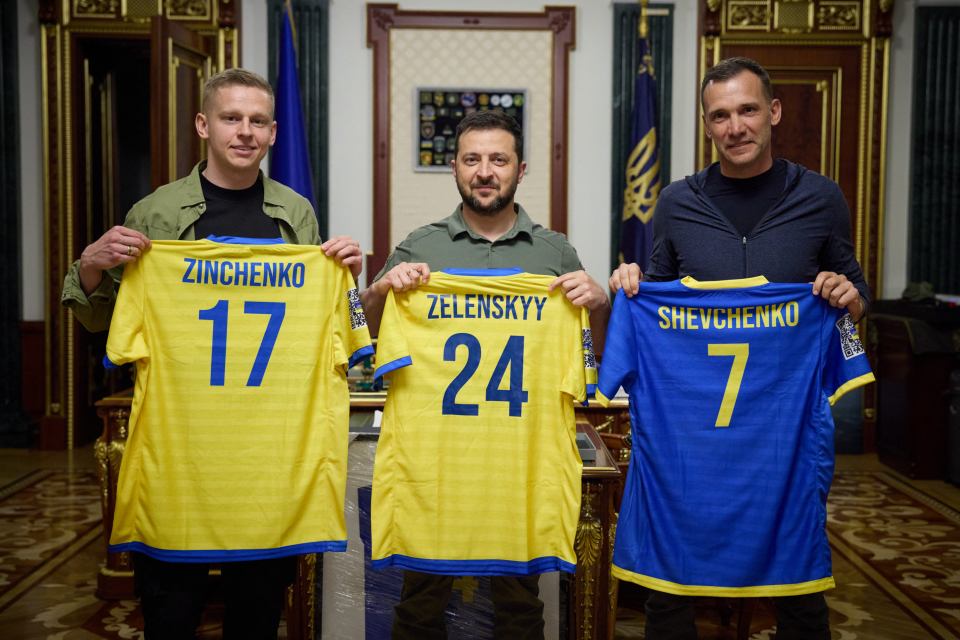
[204,235,285,245]
[442,267,523,277]
[374,355,412,380]
[109,540,347,562]
[102,355,120,370]
[371,555,575,576]
[349,345,375,368]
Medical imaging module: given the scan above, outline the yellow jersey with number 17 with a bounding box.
[105,238,373,562]
[371,269,597,575]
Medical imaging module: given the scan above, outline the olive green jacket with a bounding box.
[61,162,319,332]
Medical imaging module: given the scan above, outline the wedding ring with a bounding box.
[127,245,133,256]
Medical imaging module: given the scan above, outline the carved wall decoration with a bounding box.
[166,0,211,20]
[75,0,119,18]
[728,1,770,30]
[818,1,861,29]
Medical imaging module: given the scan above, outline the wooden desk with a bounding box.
[93,392,626,639]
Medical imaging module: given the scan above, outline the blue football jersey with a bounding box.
[598,276,874,596]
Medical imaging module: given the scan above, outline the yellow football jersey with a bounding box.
[371,269,597,575]
[106,239,373,562]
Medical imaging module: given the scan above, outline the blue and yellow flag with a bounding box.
[272,1,316,211]
[620,8,661,270]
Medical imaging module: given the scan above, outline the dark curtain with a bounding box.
[910,7,960,293]
[611,3,673,270]
[268,0,329,239]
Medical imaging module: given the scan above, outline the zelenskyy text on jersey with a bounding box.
[181,257,306,288]
[426,293,548,321]
[657,301,800,331]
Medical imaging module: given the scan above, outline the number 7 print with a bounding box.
[707,343,749,427]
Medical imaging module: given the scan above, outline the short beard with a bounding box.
[457,181,518,217]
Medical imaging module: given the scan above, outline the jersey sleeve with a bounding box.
[332,264,375,370]
[559,305,597,404]
[105,259,149,367]
[821,310,875,405]
[372,290,412,380]
[596,290,639,403]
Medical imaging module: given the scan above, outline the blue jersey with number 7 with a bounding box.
[598,276,874,596]
[372,269,597,576]
[105,238,373,562]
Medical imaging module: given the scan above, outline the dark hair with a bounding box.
[700,57,773,110]
[454,110,524,162]
[202,68,275,117]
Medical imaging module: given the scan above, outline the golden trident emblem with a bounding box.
[622,127,661,224]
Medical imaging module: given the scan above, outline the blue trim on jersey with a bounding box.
[374,355,412,380]
[109,540,347,563]
[102,355,119,370]
[586,383,597,397]
[204,235,285,245]
[442,267,523,277]
[372,554,576,576]
[349,344,375,368]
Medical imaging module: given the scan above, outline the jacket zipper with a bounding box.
[741,236,748,277]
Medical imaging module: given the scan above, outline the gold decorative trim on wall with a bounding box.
[775,0,814,32]
[74,0,119,18]
[818,1,861,30]
[728,1,771,30]
[167,0,211,21]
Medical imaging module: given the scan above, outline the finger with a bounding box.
[812,271,834,295]
[117,228,151,249]
[549,272,575,292]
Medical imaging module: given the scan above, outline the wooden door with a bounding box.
[151,16,214,187]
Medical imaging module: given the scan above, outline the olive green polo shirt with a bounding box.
[375,204,583,280]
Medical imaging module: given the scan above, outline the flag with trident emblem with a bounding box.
[620,4,661,270]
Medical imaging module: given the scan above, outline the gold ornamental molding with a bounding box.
[708,0,892,38]
[728,1,770,30]
[818,1,861,29]
[75,0,119,18]
[167,0,211,21]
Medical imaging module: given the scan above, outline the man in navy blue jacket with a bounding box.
[609,57,868,639]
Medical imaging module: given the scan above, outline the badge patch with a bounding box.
[582,328,597,370]
[348,288,367,330]
[835,314,864,360]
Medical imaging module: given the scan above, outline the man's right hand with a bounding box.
[79,225,151,295]
[609,263,642,297]
[374,262,431,295]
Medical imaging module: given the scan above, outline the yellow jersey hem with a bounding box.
[611,565,835,596]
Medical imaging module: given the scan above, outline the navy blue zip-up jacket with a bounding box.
[645,160,870,307]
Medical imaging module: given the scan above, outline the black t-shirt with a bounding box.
[703,159,788,238]
[194,172,280,240]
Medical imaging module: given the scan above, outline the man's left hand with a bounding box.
[549,270,610,312]
[813,271,864,321]
[322,236,363,279]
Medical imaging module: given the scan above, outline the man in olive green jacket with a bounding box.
[61,68,361,640]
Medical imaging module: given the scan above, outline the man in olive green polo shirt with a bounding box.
[361,109,609,639]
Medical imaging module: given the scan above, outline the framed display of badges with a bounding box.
[414,88,527,172]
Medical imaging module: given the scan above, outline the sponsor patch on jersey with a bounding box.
[835,314,865,360]
[582,328,597,370]
[348,288,367,330]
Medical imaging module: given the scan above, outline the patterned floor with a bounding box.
[0,463,958,638]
